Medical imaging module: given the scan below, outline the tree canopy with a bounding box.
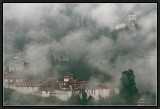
[119,69,139,104]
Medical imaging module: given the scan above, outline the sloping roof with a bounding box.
[22,80,43,83]
[87,82,110,89]
[68,80,88,84]
[47,77,58,81]
[4,73,25,78]
[40,87,51,91]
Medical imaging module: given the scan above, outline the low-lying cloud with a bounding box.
[3,3,157,95]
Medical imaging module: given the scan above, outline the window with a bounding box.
[10,79,13,82]
[16,79,19,82]
[5,79,8,82]
[64,78,69,82]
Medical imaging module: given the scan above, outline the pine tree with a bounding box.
[119,69,139,104]
[79,88,95,105]
[68,91,80,105]
[80,88,88,105]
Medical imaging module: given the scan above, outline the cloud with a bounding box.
[3,3,157,96]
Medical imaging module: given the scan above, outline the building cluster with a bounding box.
[128,13,137,29]
[4,71,119,101]
[114,13,137,30]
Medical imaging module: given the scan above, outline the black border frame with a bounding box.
[0,1,159,109]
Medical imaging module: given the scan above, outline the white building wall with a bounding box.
[42,91,50,97]
[16,79,19,82]
[5,79,8,82]
[51,90,72,101]
[33,87,39,92]
[4,82,40,94]
[94,90,99,101]
[28,87,33,93]
[21,87,30,93]
[64,78,69,82]
[85,88,111,101]
[9,79,13,82]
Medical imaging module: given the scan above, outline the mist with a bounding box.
[3,3,157,102]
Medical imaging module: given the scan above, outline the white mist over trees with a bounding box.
[3,3,157,104]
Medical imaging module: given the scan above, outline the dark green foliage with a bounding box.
[13,36,31,51]
[79,89,88,105]
[119,69,139,104]
[70,61,112,81]
[87,95,94,105]
[81,89,87,99]
[45,47,113,82]
[67,91,80,105]
[68,89,95,105]
[79,88,95,105]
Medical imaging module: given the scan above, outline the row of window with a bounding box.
[4,79,22,82]
[21,83,40,86]
[86,90,96,95]
[60,83,66,85]
[5,79,13,82]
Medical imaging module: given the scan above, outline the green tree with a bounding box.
[67,91,80,105]
[79,88,95,105]
[87,95,94,105]
[119,69,139,104]
[80,88,88,105]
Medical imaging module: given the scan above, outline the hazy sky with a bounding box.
[3,3,157,94]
